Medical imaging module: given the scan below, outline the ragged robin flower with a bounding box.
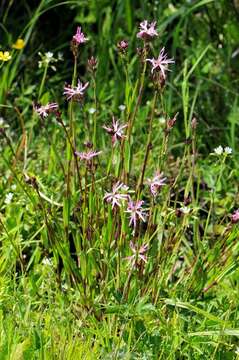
[72,26,88,45]
[33,102,58,118]
[0,51,11,62]
[63,79,89,102]
[104,181,129,209]
[146,47,174,79]
[126,199,147,231]
[147,172,167,197]
[125,241,148,268]
[75,150,102,162]
[103,116,127,146]
[137,20,158,41]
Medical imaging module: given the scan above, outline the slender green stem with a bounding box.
[92,75,97,148]
[127,57,147,143]
[38,64,48,100]
[137,90,158,197]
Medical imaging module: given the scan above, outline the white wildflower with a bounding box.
[42,257,53,266]
[5,192,13,204]
[180,206,191,214]
[214,145,223,155]
[224,146,232,154]
[88,107,96,114]
[118,104,126,112]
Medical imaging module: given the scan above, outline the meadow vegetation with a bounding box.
[0,0,239,358]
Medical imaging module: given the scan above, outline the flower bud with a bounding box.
[87,56,98,73]
[117,40,128,54]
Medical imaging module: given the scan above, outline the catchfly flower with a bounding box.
[63,79,89,102]
[103,117,127,146]
[0,51,11,62]
[146,47,174,79]
[75,150,102,162]
[34,102,58,118]
[137,20,158,40]
[73,26,88,45]
[126,199,147,230]
[147,172,167,197]
[104,181,129,209]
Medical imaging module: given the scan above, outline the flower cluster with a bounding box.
[104,183,147,232]
[213,146,232,155]
[38,51,62,71]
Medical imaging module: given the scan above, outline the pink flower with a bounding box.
[104,181,129,209]
[34,102,58,118]
[146,47,174,79]
[231,209,239,224]
[73,26,88,45]
[125,241,148,268]
[126,199,147,230]
[63,79,89,102]
[103,117,127,146]
[137,20,158,40]
[147,172,167,197]
[75,150,102,161]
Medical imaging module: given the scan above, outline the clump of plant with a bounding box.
[1,18,239,357]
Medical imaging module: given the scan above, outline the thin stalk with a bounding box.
[127,57,147,143]
[92,74,97,147]
[58,118,82,192]
[70,54,78,141]
[38,64,48,100]
[203,156,226,242]
[137,90,158,197]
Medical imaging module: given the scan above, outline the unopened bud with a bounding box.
[117,40,128,54]
[87,56,98,72]
[191,117,197,130]
[167,113,178,130]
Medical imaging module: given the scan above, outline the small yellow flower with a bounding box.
[0,51,12,62]
[12,38,25,50]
